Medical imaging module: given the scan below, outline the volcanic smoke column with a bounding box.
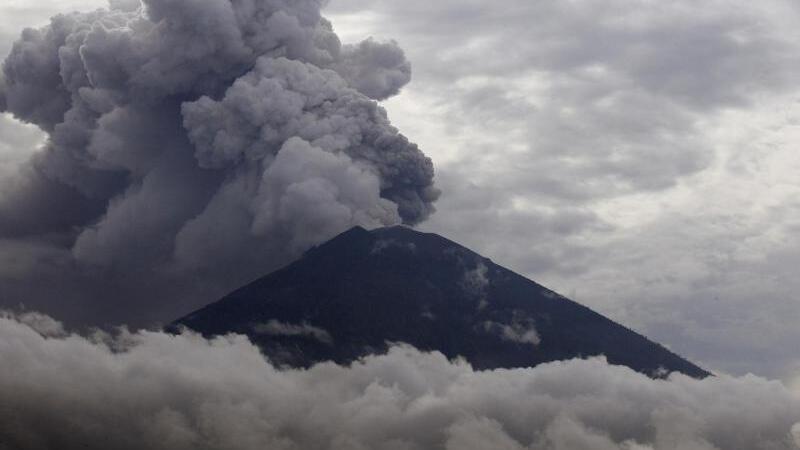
[0,0,438,324]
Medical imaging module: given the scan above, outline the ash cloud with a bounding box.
[331,38,412,101]
[0,0,437,326]
[1,312,799,450]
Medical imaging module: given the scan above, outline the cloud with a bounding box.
[1,312,799,450]
[0,0,437,326]
[370,238,418,255]
[253,319,333,345]
[483,317,541,346]
[461,261,489,309]
[461,261,488,294]
[0,1,107,58]
[328,0,800,202]
[0,114,43,179]
[10,310,67,337]
[331,37,412,101]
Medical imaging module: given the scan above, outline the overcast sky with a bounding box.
[0,0,799,386]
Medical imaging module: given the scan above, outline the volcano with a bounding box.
[172,226,709,378]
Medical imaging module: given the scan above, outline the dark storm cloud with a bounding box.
[0,0,437,326]
[1,312,799,450]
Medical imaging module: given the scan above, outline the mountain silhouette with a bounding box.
[172,226,709,378]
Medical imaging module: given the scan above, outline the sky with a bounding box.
[0,0,799,388]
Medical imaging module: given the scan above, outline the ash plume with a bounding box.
[0,0,438,326]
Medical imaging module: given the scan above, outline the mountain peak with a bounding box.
[173,226,709,378]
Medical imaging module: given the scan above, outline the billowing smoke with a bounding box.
[0,0,437,326]
[1,312,799,450]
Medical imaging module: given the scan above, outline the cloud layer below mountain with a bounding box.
[1,312,799,450]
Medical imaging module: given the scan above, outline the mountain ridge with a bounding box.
[172,225,710,378]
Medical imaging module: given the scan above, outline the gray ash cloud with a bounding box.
[0,0,438,326]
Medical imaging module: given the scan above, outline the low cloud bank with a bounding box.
[1,312,799,450]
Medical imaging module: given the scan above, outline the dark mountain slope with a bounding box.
[172,226,709,378]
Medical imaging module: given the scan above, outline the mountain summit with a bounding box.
[173,226,709,378]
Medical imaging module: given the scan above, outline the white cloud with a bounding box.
[483,319,541,346]
[10,310,67,337]
[461,261,489,309]
[253,319,333,345]
[1,312,799,450]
